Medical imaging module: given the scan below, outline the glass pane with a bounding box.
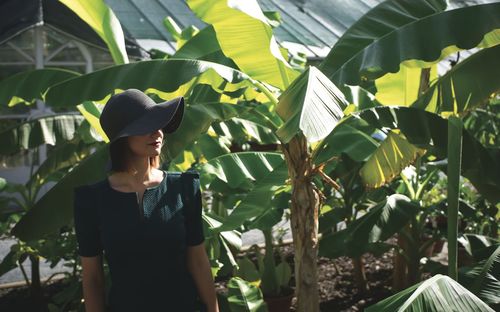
[0,29,34,63]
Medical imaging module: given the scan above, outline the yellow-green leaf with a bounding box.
[187,0,299,90]
[360,131,426,188]
[375,64,438,107]
[76,101,108,142]
[276,66,347,143]
[60,0,129,64]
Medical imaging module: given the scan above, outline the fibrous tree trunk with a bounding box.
[281,135,321,312]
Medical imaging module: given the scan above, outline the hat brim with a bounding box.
[111,96,184,142]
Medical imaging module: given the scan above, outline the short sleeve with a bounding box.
[73,186,103,257]
[182,171,205,246]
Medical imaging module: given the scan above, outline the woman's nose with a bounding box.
[151,129,163,138]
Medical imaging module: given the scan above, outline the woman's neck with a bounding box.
[124,156,156,185]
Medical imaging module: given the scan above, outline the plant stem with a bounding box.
[447,115,463,280]
[252,80,279,106]
[353,257,369,293]
[262,229,279,296]
[18,258,31,286]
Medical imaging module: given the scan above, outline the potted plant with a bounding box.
[235,228,293,312]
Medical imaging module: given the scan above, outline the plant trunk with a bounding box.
[29,254,43,307]
[406,222,421,286]
[392,233,407,291]
[281,135,320,312]
[406,247,420,286]
[262,229,279,296]
[353,257,369,294]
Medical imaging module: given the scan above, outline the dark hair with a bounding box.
[109,137,161,172]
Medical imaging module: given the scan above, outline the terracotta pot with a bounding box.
[264,287,294,312]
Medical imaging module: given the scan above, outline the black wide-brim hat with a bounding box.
[99,89,184,143]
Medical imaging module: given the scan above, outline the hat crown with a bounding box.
[100,89,155,140]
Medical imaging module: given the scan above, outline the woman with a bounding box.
[73,89,218,312]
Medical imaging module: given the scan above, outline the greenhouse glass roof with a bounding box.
[105,0,385,58]
[0,0,145,58]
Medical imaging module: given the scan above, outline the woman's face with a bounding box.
[127,129,163,158]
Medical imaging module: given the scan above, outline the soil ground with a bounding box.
[0,246,395,312]
[216,244,395,312]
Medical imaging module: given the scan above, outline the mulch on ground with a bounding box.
[0,245,396,312]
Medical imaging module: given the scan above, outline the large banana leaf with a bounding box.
[412,44,500,114]
[320,1,500,85]
[11,145,109,241]
[237,103,283,133]
[319,194,419,258]
[354,106,500,202]
[457,238,500,306]
[226,277,268,312]
[60,0,128,64]
[360,131,427,188]
[203,213,241,278]
[365,274,494,312]
[201,152,285,192]
[0,114,84,155]
[463,103,500,148]
[215,161,288,232]
[165,102,255,159]
[375,64,438,107]
[246,190,291,231]
[276,66,347,143]
[212,118,278,145]
[173,25,238,69]
[313,121,379,164]
[43,59,255,108]
[194,134,231,162]
[187,0,299,91]
[458,234,499,259]
[200,152,288,232]
[0,69,78,106]
[319,0,446,84]
[461,263,500,309]
[342,85,382,111]
[0,249,16,279]
[28,139,98,186]
[470,244,500,306]
[77,101,108,142]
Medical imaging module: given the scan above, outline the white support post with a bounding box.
[33,26,48,166]
[73,40,94,73]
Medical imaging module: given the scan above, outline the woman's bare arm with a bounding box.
[187,243,219,312]
[81,255,106,312]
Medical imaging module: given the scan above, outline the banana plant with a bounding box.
[225,277,268,312]
[0,114,86,155]
[0,136,97,307]
[365,274,495,311]
[0,1,499,311]
[60,0,129,64]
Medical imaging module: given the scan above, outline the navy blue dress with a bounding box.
[73,170,205,312]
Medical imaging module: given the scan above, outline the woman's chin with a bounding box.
[141,149,161,157]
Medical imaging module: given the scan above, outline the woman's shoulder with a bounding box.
[166,170,200,180]
[74,178,108,196]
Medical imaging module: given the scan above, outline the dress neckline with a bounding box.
[106,170,167,194]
